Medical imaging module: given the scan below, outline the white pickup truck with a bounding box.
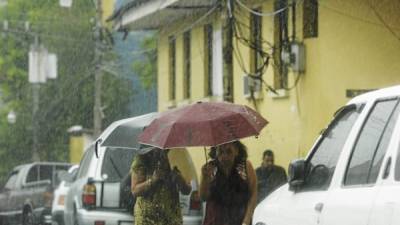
[253,85,400,225]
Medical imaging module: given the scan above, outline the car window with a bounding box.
[4,171,18,190]
[368,103,400,183]
[102,148,136,182]
[302,104,363,191]
[39,165,53,181]
[344,99,400,186]
[396,141,400,181]
[77,146,95,179]
[26,165,39,183]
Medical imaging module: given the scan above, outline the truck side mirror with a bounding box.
[288,159,306,191]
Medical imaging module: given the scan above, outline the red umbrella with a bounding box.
[138,101,268,149]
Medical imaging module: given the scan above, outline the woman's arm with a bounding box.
[199,163,215,201]
[131,169,155,197]
[242,160,258,225]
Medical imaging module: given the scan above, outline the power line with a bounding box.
[168,4,220,43]
[1,3,94,25]
[235,0,298,17]
[3,18,91,28]
[231,0,304,93]
[367,0,400,42]
[0,28,95,45]
[317,0,400,31]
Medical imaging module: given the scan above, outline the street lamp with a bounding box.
[59,0,72,8]
[0,0,7,7]
[7,110,16,124]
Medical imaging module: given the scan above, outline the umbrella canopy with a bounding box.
[138,101,268,149]
[99,112,158,150]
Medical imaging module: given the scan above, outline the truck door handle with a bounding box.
[314,202,324,213]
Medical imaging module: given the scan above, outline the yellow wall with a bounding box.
[69,136,84,164]
[102,0,115,24]
[156,0,400,174]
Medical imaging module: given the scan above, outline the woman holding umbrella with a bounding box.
[130,148,191,225]
[200,141,258,225]
[137,101,267,225]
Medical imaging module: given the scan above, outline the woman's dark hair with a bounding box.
[233,141,248,162]
[137,148,164,170]
[209,146,217,159]
[209,140,248,162]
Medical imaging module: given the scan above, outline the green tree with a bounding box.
[132,35,157,90]
[0,0,134,181]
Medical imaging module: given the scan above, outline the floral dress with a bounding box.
[131,155,182,225]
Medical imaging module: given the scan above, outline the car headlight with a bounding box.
[255,222,266,225]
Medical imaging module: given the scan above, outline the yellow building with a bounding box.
[112,0,400,174]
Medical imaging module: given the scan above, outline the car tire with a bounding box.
[22,209,35,225]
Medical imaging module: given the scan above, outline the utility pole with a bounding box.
[31,35,40,162]
[93,0,103,137]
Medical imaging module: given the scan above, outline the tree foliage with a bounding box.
[0,0,134,181]
[132,35,157,90]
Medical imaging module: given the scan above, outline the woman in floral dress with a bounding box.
[131,148,191,225]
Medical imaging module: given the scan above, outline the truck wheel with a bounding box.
[22,210,34,225]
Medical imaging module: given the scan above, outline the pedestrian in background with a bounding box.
[200,141,257,225]
[130,148,191,225]
[256,149,287,203]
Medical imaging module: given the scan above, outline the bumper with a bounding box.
[183,215,202,225]
[76,209,202,225]
[52,211,64,225]
[76,209,133,225]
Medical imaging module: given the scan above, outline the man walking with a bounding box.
[256,150,287,203]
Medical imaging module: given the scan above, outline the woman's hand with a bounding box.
[236,163,248,180]
[199,161,217,201]
[201,162,216,182]
[151,167,166,183]
[132,169,154,196]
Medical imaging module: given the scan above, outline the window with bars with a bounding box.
[250,8,263,75]
[223,20,234,102]
[183,31,191,99]
[169,36,176,101]
[303,0,318,38]
[204,24,213,97]
[273,0,288,89]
